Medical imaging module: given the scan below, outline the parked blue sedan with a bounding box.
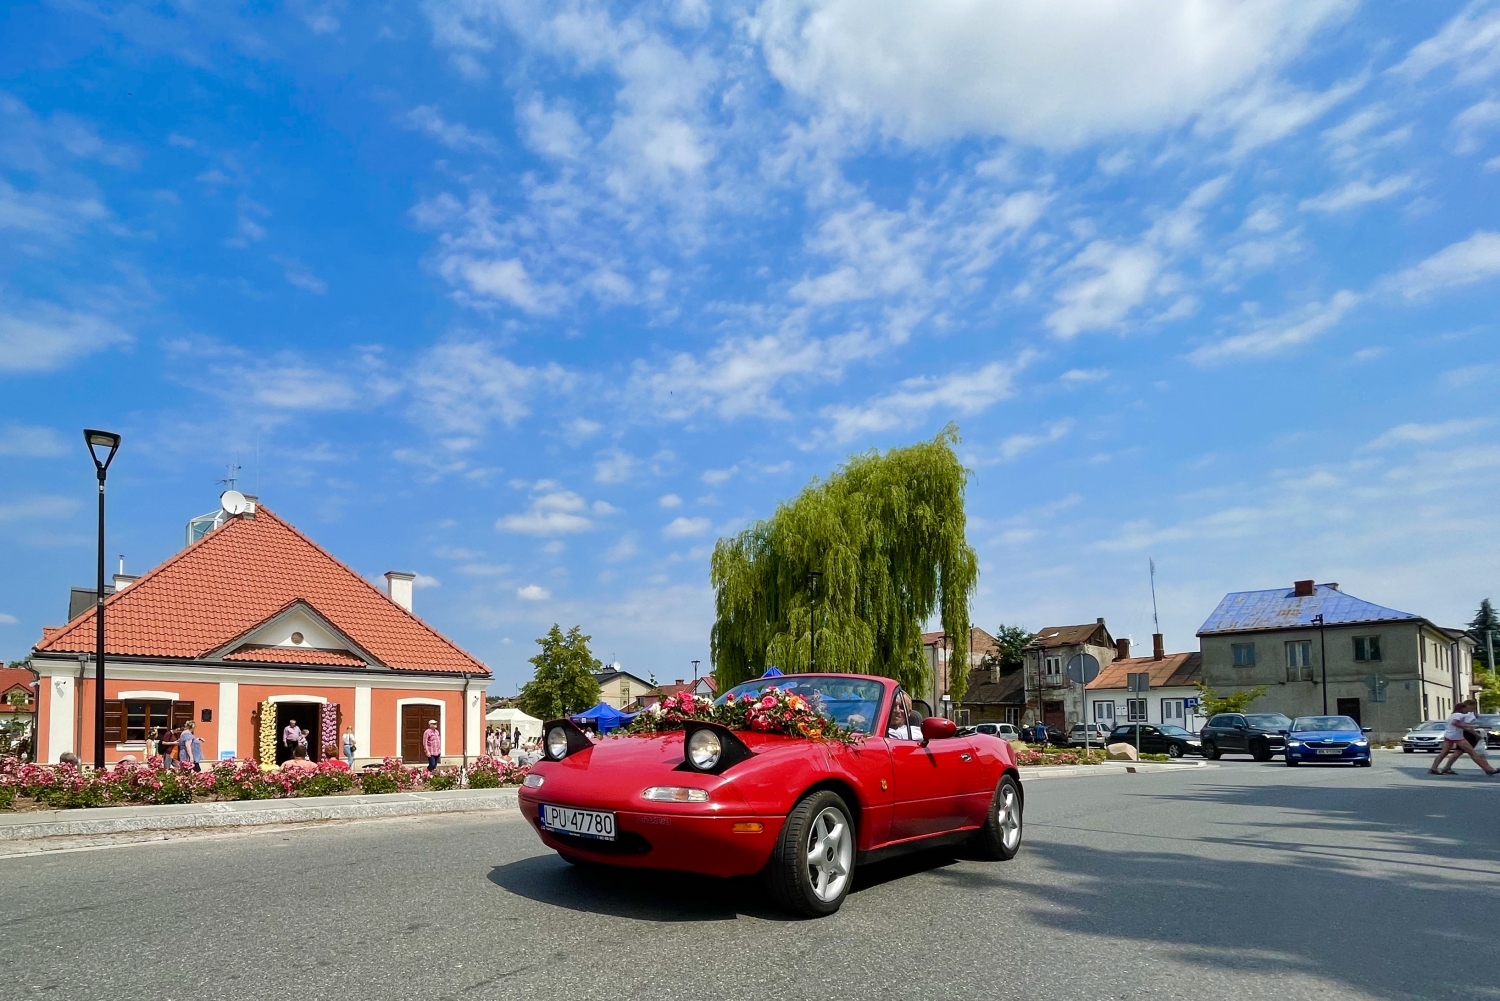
[1284,715,1372,766]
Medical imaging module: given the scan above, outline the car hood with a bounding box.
[1287,730,1364,740]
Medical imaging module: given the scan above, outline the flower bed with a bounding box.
[623,688,862,743]
[1013,747,1109,767]
[0,755,529,812]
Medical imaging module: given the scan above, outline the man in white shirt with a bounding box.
[1431,701,1499,775]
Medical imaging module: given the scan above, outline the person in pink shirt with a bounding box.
[422,719,442,771]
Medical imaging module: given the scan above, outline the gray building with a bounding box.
[1197,580,1474,741]
[1023,619,1117,730]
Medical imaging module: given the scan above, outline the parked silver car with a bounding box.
[970,722,1020,740]
[1401,721,1447,753]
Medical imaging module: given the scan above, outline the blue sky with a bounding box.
[3,1,1499,693]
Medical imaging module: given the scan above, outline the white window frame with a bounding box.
[1126,699,1147,722]
[1161,698,1185,724]
[1044,655,1063,679]
[1093,700,1115,722]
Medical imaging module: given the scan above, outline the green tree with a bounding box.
[1194,680,1268,716]
[711,425,979,698]
[516,625,603,720]
[982,625,1033,674]
[1470,598,1499,670]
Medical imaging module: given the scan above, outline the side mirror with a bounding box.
[1278,729,1289,736]
[1361,726,1372,734]
[920,717,958,745]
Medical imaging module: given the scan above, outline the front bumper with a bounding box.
[1285,744,1370,763]
[1403,739,1442,752]
[519,790,785,878]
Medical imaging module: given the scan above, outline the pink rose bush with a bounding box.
[623,685,861,744]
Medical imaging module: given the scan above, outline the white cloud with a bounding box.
[1364,418,1493,451]
[498,489,596,535]
[438,255,559,313]
[997,421,1073,462]
[701,465,737,485]
[0,424,66,457]
[605,533,640,561]
[1298,176,1412,214]
[413,573,441,589]
[562,417,603,443]
[1046,241,1162,338]
[224,356,369,411]
[0,303,131,372]
[755,0,1350,149]
[658,493,682,508]
[403,105,499,153]
[271,255,328,294]
[0,178,108,238]
[1391,232,1500,299]
[1395,4,1500,84]
[663,516,711,538]
[1452,99,1500,155]
[410,341,570,435]
[517,96,590,160]
[594,448,636,483]
[226,194,269,248]
[517,584,551,601]
[0,496,79,521]
[820,351,1038,443]
[0,613,17,625]
[1059,368,1108,384]
[1189,290,1360,365]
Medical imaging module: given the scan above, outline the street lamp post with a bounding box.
[83,429,121,770]
[1312,613,1328,715]
[807,571,823,672]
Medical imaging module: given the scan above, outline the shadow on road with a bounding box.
[488,847,966,922]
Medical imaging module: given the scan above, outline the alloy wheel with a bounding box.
[997,782,1022,851]
[805,806,853,903]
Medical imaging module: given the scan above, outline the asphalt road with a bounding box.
[2,751,1497,1001]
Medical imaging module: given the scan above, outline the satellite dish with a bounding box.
[220,490,249,516]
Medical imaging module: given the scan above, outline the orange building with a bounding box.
[28,498,489,767]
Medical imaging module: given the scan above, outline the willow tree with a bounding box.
[711,425,979,699]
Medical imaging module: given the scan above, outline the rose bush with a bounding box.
[466,755,529,788]
[356,757,424,795]
[623,686,861,744]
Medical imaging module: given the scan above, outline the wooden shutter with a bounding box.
[103,699,125,743]
[170,701,194,730]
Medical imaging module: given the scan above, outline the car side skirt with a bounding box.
[856,826,982,866]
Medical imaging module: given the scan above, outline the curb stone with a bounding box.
[0,787,519,841]
[1018,761,1211,781]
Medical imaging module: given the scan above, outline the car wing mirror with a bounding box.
[1361,726,1372,734]
[920,717,957,746]
[1278,729,1289,735]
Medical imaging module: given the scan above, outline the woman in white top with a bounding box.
[1430,701,1498,775]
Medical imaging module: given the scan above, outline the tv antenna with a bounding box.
[1149,557,1161,635]
[218,463,241,491]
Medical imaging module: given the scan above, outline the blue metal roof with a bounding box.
[1197,584,1420,635]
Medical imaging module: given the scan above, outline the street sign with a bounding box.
[1366,674,1388,703]
[1066,653,1100,685]
[1184,697,1199,708]
[1128,672,1152,693]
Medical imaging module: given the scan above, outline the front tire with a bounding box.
[1285,755,1299,766]
[1166,744,1183,759]
[1403,747,1414,753]
[971,773,1024,861]
[763,790,855,917]
[1203,740,1220,760]
[1251,739,1272,762]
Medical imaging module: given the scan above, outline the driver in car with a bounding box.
[886,690,925,740]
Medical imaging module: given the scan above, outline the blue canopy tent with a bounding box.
[569,703,638,734]
[760,667,784,678]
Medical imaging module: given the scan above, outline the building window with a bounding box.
[1353,636,1381,662]
[1231,642,1256,667]
[1126,699,1147,722]
[1286,641,1314,681]
[1093,701,1115,722]
[620,681,630,705]
[125,700,173,743]
[1044,655,1063,680]
[1003,706,1021,726]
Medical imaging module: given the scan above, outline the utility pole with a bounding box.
[1312,614,1328,715]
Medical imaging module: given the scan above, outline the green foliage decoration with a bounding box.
[516,625,604,720]
[711,425,979,698]
[1194,680,1268,716]
[982,624,1034,674]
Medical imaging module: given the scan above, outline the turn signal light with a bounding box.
[731,822,764,833]
[642,786,709,803]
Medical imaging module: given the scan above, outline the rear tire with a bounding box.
[970,774,1024,861]
[762,790,855,917]
[1202,741,1220,761]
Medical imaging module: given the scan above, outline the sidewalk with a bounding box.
[0,787,520,842]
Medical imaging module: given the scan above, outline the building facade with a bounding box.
[1198,580,1474,741]
[592,667,656,710]
[28,501,489,766]
[920,627,1001,720]
[1024,620,1117,729]
[1086,640,1205,731]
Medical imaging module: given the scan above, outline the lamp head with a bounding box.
[83,429,121,477]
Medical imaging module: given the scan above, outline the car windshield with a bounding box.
[1292,716,1359,732]
[716,676,885,735]
[1158,725,1192,736]
[1244,714,1293,728]
[1414,721,1448,731]
[1477,715,1500,727]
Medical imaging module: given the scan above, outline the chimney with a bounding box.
[385,571,416,612]
[1096,617,1105,625]
[1293,579,1315,597]
[675,679,684,686]
[112,555,138,592]
[1116,637,1131,660]
[1322,582,1339,591]
[1152,633,1165,660]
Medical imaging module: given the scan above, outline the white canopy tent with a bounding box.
[485,707,542,743]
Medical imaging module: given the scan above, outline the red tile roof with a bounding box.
[1087,651,1201,691]
[34,507,489,676]
[223,645,368,667]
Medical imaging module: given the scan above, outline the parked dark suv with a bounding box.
[1200,712,1293,761]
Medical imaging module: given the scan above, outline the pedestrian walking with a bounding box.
[177,721,204,772]
[1430,701,1499,775]
[422,718,441,771]
[282,718,306,753]
[342,727,357,769]
[159,726,180,767]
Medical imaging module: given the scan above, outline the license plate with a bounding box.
[539,804,616,841]
[1316,748,1343,756]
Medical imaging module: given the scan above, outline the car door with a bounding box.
[1138,726,1166,754]
[886,688,978,841]
[1216,714,1247,751]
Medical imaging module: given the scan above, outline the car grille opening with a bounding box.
[547,830,652,855]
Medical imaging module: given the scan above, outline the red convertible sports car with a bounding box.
[518,673,1024,916]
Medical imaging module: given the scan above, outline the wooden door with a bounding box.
[401,706,434,762]
[1336,698,1362,726]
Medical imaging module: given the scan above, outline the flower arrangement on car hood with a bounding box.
[623,687,862,743]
